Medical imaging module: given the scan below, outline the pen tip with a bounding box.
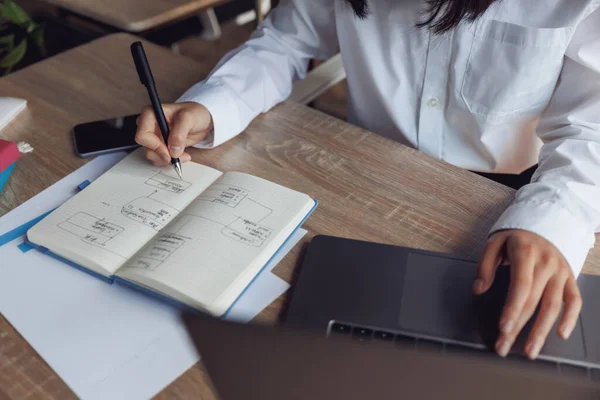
[174,163,183,180]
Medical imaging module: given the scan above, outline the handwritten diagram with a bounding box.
[121,193,178,231]
[127,214,274,271]
[145,171,191,194]
[58,212,124,245]
[172,184,275,248]
[127,233,186,270]
[196,185,272,220]
[197,184,249,207]
[125,184,279,271]
[194,184,275,246]
[221,218,272,247]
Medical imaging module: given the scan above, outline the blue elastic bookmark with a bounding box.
[18,242,34,253]
[78,180,91,191]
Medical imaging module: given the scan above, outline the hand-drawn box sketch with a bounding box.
[58,212,124,245]
[197,184,249,207]
[221,218,273,247]
[127,233,186,270]
[145,172,192,194]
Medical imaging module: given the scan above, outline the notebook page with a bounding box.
[27,149,222,276]
[116,172,315,314]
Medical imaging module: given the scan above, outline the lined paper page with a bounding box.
[27,149,222,276]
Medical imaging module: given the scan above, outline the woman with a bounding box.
[135,0,600,360]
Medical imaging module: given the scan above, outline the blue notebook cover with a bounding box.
[27,199,317,315]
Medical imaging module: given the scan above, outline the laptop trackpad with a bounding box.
[397,253,482,343]
[397,253,587,361]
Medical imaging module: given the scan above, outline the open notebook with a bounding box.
[27,149,316,316]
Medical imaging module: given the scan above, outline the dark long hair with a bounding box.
[345,0,499,33]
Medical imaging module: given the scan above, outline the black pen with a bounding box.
[130,41,183,179]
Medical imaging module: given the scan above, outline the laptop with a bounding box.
[183,314,600,400]
[285,235,600,373]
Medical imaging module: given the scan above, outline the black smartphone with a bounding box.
[73,114,140,157]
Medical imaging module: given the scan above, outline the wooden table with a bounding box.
[0,33,598,399]
[42,0,229,32]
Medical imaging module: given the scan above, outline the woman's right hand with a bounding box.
[135,102,213,165]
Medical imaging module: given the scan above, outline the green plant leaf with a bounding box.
[0,38,26,69]
[0,33,15,53]
[0,34,15,47]
[0,0,32,26]
[26,21,36,34]
[29,24,45,55]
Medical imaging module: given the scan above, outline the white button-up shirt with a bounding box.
[178,0,600,277]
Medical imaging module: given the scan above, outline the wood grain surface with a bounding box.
[0,33,598,400]
[40,0,227,32]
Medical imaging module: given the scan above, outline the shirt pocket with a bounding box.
[460,19,572,117]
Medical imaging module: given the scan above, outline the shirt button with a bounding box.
[427,98,439,108]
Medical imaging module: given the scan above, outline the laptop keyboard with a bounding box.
[327,321,600,383]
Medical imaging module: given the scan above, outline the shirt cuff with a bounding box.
[176,82,240,148]
[490,200,595,277]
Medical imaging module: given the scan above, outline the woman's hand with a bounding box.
[475,229,582,359]
[135,102,213,165]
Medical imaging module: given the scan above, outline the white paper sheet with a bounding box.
[0,154,303,399]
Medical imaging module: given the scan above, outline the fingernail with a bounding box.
[181,153,191,162]
[526,339,542,360]
[561,324,574,340]
[500,319,514,333]
[473,278,485,293]
[496,339,511,357]
[169,146,183,158]
[162,153,171,163]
